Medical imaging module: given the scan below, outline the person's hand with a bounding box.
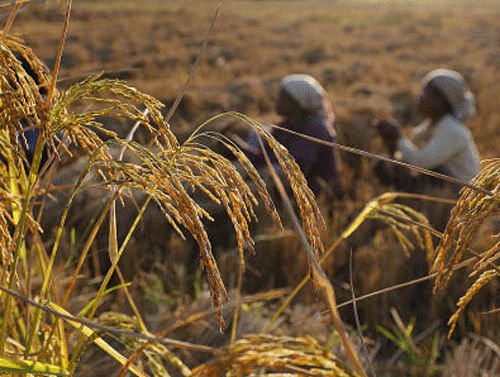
[374,119,401,155]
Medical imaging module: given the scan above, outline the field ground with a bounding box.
[7,1,499,376]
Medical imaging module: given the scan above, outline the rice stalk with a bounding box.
[44,0,71,112]
[7,50,319,347]
[2,1,29,37]
[1,28,323,376]
[65,190,151,372]
[191,334,354,377]
[90,111,323,328]
[369,202,434,262]
[163,0,223,124]
[49,304,149,377]
[428,160,499,335]
[0,34,52,355]
[432,159,500,291]
[99,312,191,377]
[2,4,333,375]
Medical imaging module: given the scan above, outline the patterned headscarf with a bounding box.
[422,69,476,122]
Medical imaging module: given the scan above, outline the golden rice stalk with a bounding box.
[447,269,497,339]
[49,74,167,171]
[99,312,191,377]
[225,112,325,261]
[102,134,285,328]
[471,238,500,276]
[431,159,500,293]
[0,35,51,157]
[1,36,323,329]
[97,111,324,328]
[369,202,435,263]
[191,334,354,377]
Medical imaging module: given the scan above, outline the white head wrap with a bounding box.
[422,69,475,122]
[280,74,326,115]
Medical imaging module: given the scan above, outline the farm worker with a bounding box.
[243,74,343,197]
[375,68,480,190]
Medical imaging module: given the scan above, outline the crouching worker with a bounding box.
[242,74,343,198]
[375,68,480,194]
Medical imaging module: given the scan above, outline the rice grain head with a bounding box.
[191,334,354,377]
[99,311,191,377]
[431,159,500,293]
[369,200,435,263]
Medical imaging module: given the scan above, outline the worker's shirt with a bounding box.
[397,115,480,182]
[246,115,342,195]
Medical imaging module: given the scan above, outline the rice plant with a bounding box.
[191,334,354,377]
[1,1,498,376]
[431,159,500,338]
[0,2,330,375]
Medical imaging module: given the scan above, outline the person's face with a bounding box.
[417,83,447,119]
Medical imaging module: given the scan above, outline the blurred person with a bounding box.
[242,74,343,198]
[375,68,480,193]
[14,56,63,168]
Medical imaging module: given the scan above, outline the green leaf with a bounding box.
[375,325,398,344]
[0,357,69,376]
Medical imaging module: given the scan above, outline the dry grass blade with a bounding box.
[432,159,499,291]
[163,0,223,124]
[349,250,376,377]
[334,255,484,313]
[1,1,28,35]
[191,334,354,377]
[45,0,72,111]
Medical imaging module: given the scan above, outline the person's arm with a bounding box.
[397,122,465,170]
